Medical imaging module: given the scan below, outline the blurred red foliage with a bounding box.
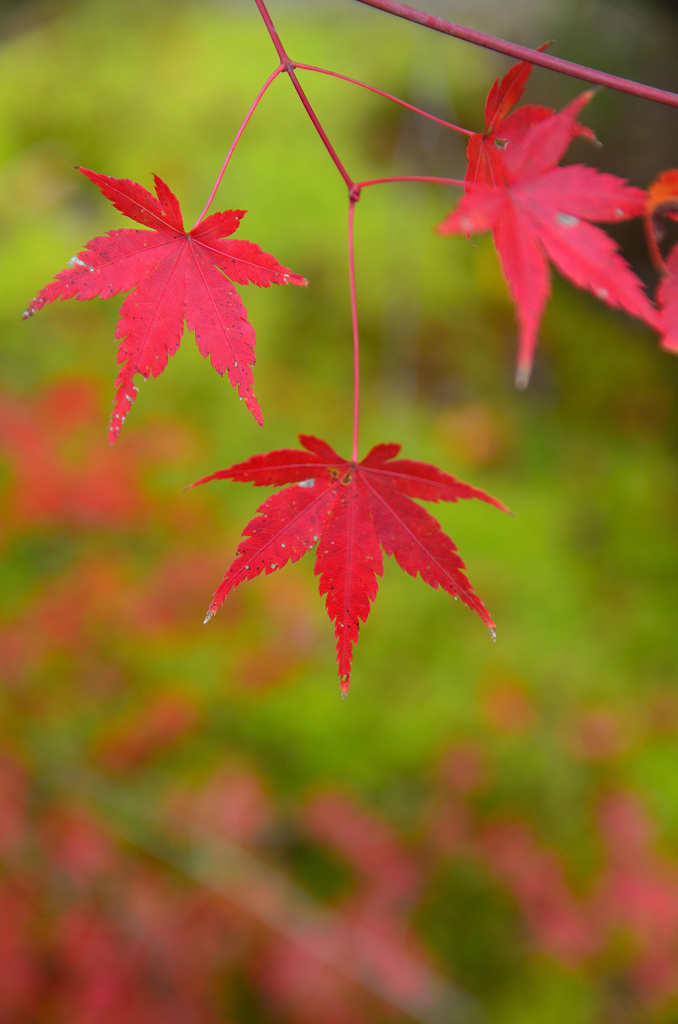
[3,379,678,1020]
[0,743,677,1020]
[0,380,149,535]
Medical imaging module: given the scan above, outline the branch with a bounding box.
[254,0,357,192]
[351,0,678,109]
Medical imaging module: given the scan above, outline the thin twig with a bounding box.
[192,64,285,229]
[358,174,465,189]
[294,62,471,135]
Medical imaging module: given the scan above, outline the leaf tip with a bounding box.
[489,625,497,644]
[107,421,121,444]
[203,609,216,625]
[514,363,532,389]
[287,273,308,288]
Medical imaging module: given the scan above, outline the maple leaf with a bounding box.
[23,169,307,441]
[645,170,678,353]
[190,436,508,696]
[440,93,660,386]
[466,47,596,186]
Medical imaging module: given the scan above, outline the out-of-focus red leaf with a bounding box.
[0,888,39,1019]
[43,808,116,883]
[0,380,149,534]
[655,245,678,352]
[441,95,659,385]
[166,766,273,846]
[478,820,601,963]
[304,792,421,906]
[466,47,596,186]
[98,694,200,773]
[0,756,27,854]
[644,170,678,352]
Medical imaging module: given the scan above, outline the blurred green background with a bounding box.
[2,0,678,1021]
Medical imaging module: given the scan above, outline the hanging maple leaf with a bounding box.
[190,435,508,696]
[466,46,595,186]
[440,93,660,386]
[23,169,307,441]
[645,169,678,353]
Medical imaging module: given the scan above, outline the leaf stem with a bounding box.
[192,64,285,229]
[644,211,670,275]
[255,0,364,459]
[358,174,465,189]
[253,0,357,192]
[352,0,678,108]
[348,196,361,463]
[293,62,472,136]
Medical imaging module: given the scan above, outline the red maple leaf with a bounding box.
[23,169,307,441]
[439,93,660,386]
[190,435,508,696]
[466,47,595,186]
[645,169,678,353]
[654,249,678,354]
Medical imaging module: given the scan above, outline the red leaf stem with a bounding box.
[192,63,286,230]
[348,198,361,463]
[358,175,465,190]
[294,62,472,136]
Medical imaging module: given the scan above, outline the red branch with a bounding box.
[352,0,678,109]
[253,0,357,192]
